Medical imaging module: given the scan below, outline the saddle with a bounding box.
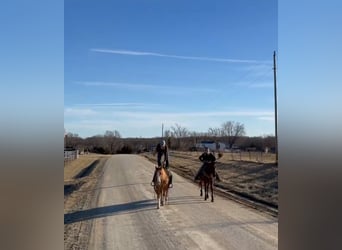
[155,164,171,177]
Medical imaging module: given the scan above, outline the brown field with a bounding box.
[142,150,278,214]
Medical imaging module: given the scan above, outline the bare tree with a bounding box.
[221,121,246,148]
[171,123,189,149]
[65,132,82,149]
[164,129,172,138]
[114,130,121,138]
[104,130,121,138]
[262,134,276,151]
[104,130,114,137]
[171,123,189,138]
[208,127,222,137]
[104,130,121,153]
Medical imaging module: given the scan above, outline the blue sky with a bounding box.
[64,0,277,138]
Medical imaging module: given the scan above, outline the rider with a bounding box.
[194,147,221,182]
[151,140,173,188]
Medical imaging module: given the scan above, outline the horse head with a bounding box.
[154,165,162,185]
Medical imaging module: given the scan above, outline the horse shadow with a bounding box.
[166,195,211,206]
[64,199,155,224]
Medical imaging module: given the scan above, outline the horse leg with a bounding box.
[165,188,168,204]
[163,187,167,205]
[211,178,214,202]
[165,188,168,203]
[203,181,206,200]
[200,181,203,197]
[204,181,208,200]
[157,193,160,209]
[161,190,164,206]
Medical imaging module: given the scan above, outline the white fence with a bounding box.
[64,150,79,162]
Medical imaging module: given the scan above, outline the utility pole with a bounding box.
[273,51,278,164]
[162,123,164,138]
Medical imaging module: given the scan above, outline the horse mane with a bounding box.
[203,162,216,176]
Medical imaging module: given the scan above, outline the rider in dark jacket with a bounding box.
[151,140,173,188]
[194,147,221,181]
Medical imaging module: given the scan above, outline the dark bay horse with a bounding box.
[199,161,216,202]
[153,165,169,209]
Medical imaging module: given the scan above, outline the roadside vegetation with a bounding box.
[64,121,276,155]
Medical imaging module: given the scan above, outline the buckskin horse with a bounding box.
[199,161,216,202]
[153,164,169,209]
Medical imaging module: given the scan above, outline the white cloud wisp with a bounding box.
[90,48,272,64]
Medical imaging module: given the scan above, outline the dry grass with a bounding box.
[143,150,278,209]
[64,154,110,182]
[64,153,111,249]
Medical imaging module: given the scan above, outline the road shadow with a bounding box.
[76,182,153,193]
[64,199,155,224]
[166,195,212,206]
[77,180,191,193]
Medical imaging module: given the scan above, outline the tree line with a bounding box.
[64,121,276,154]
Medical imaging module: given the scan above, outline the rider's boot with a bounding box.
[151,170,157,186]
[168,175,173,188]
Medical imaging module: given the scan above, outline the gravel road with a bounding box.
[70,154,277,250]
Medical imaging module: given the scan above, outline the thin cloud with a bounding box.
[65,106,273,119]
[90,48,272,64]
[258,116,275,121]
[114,110,274,119]
[75,81,218,93]
[76,81,154,89]
[64,108,97,116]
[234,81,273,88]
[73,102,162,111]
[74,102,158,107]
[249,83,273,88]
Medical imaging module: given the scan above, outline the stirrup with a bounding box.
[151,182,155,186]
[168,183,173,188]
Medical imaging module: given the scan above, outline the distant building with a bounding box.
[195,140,226,152]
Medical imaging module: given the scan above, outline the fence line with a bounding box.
[225,151,275,163]
[170,150,276,164]
[64,150,79,162]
